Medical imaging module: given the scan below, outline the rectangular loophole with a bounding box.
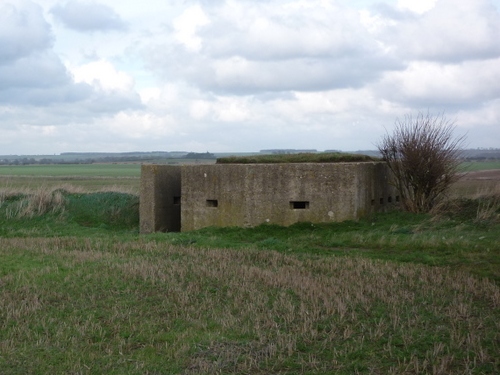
[380,198,384,205]
[371,199,375,206]
[173,196,181,205]
[290,201,309,209]
[206,199,218,208]
[388,196,392,203]
[396,195,400,203]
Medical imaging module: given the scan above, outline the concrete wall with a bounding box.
[180,162,396,231]
[140,164,181,233]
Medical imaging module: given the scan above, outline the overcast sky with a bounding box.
[1,0,499,155]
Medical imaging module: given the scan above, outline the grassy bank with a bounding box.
[0,187,139,237]
[1,187,498,282]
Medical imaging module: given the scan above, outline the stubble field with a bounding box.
[0,161,499,374]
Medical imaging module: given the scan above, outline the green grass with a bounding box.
[460,161,500,171]
[158,207,500,285]
[0,185,499,373]
[0,176,140,194]
[0,189,139,237]
[1,235,499,374]
[0,164,142,193]
[0,164,141,177]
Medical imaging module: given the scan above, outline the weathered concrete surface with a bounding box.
[140,164,181,233]
[180,162,396,231]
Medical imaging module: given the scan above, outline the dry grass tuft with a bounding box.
[449,176,500,199]
[1,187,66,218]
[432,182,500,224]
[470,185,500,223]
[95,184,138,195]
[0,183,138,197]
[0,184,139,220]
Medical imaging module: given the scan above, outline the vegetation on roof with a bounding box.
[216,152,378,164]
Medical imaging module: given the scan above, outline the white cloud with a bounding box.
[107,111,177,139]
[0,0,53,63]
[203,0,364,60]
[70,60,135,92]
[212,97,252,122]
[173,5,209,52]
[456,99,500,129]
[50,0,127,32]
[148,0,401,94]
[397,0,437,14]
[204,55,398,93]
[189,100,211,120]
[1,0,499,154]
[377,58,500,107]
[0,1,142,115]
[383,0,500,62]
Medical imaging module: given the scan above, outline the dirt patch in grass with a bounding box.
[461,169,500,180]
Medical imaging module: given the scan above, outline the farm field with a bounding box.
[0,160,218,193]
[0,164,141,193]
[0,160,498,195]
[0,163,142,177]
[0,160,499,374]
[451,167,500,198]
[461,161,500,171]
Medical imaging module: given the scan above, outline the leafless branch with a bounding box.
[377,112,466,213]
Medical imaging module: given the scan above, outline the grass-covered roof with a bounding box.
[216,152,378,164]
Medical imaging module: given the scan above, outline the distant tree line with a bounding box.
[0,151,220,165]
[183,152,216,159]
[1,148,498,166]
[0,158,83,165]
[260,149,318,154]
[0,155,177,166]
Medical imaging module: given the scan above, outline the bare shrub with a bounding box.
[378,112,466,213]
